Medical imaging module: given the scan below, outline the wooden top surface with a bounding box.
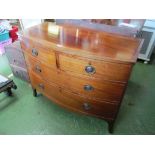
[21,22,142,63]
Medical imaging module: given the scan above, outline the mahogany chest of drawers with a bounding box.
[20,22,142,133]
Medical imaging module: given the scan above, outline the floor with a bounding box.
[0,54,155,135]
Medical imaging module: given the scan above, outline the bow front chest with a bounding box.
[20,22,142,133]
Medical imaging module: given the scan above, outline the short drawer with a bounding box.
[59,54,132,82]
[21,37,56,68]
[29,71,118,120]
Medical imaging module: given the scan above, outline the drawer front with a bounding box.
[58,72,125,103]
[21,37,56,68]
[29,71,118,119]
[60,89,118,119]
[59,54,132,82]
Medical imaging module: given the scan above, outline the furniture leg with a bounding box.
[107,120,115,134]
[33,88,37,97]
[7,87,12,96]
[12,83,17,89]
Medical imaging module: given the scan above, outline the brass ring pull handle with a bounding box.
[83,103,91,110]
[38,83,44,89]
[85,65,95,74]
[35,66,41,73]
[84,85,94,91]
[32,48,38,56]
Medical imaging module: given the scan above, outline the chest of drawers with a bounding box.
[20,22,142,133]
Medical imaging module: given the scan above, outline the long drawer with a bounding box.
[59,54,132,82]
[21,38,56,68]
[29,71,118,119]
[58,72,125,103]
[25,54,125,103]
